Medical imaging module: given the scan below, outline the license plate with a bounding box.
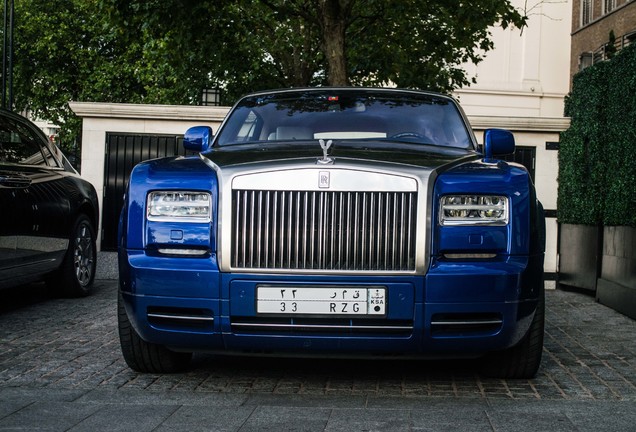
[256,286,386,316]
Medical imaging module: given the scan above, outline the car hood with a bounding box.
[202,140,479,171]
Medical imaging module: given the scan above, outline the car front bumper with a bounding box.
[119,250,542,358]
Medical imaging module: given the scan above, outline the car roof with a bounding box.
[239,87,454,101]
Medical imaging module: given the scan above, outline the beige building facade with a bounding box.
[454,0,573,277]
[456,0,572,117]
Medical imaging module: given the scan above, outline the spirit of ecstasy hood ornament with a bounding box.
[317,139,334,165]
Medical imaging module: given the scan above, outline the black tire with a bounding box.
[480,290,545,379]
[47,214,96,297]
[118,292,192,373]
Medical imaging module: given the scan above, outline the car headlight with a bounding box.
[147,191,211,222]
[439,195,508,226]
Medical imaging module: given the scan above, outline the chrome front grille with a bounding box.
[231,190,417,271]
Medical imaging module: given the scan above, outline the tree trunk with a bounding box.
[291,22,315,87]
[318,0,352,86]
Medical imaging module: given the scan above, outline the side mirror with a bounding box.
[483,129,515,158]
[184,126,214,152]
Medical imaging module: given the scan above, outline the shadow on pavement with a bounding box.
[0,282,54,314]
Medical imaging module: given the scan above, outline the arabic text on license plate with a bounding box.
[256,287,386,315]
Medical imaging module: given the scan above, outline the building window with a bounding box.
[578,52,593,71]
[201,88,221,106]
[603,0,616,14]
[581,0,592,26]
[593,45,609,63]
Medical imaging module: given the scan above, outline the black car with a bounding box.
[0,109,99,296]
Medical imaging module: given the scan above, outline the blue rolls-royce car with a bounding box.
[118,88,545,378]
[0,109,99,296]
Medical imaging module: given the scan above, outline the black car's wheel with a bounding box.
[48,214,96,297]
[480,290,545,379]
[118,292,192,373]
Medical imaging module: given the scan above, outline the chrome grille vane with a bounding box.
[231,189,417,272]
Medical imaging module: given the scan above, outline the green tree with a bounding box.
[99,0,326,103]
[9,0,526,144]
[103,0,526,93]
[257,0,526,90]
[10,0,148,148]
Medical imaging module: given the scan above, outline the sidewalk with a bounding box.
[0,279,634,431]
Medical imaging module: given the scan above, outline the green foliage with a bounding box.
[558,62,608,225]
[8,0,525,145]
[603,44,636,226]
[558,44,636,226]
[98,0,526,97]
[346,0,526,91]
[12,0,147,147]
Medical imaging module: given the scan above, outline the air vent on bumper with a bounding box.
[430,313,503,337]
[147,307,214,332]
[231,317,413,336]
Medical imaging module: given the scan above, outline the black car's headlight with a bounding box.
[439,195,508,226]
[147,191,211,222]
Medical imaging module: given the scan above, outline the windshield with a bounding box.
[215,90,473,149]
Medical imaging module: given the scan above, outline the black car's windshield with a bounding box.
[215,90,473,149]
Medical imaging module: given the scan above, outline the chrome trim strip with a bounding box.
[157,248,208,256]
[147,313,215,322]
[232,322,413,331]
[231,268,417,275]
[0,235,68,253]
[430,320,503,326]
[443,253,498,259]
[233,168,417,192]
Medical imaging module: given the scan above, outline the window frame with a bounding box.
[581,0,592,26]
[0,114,62,168]
[603,0,616,15]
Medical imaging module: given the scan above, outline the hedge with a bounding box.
[558,43,636,227]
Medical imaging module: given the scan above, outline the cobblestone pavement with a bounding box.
[0,280,635,431]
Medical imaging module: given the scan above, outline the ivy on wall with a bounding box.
[558,44,636,226]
